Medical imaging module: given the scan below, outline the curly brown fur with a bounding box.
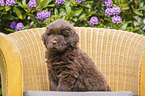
[42,19,111,91]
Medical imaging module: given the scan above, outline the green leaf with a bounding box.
[24,8,30,12]
[133,27,140,31]
[22,0,27,6]
[134,22,139,26]
[18,2,27,9]
[5,6,11,11]
[22,13,27,20]
[13,7,23,19]
[140,2,144,7]
[50,15,55,20]
[72,18,77,22]
[139,6,145,10]
[143,26,145,30]
[86,10,97,18]
[69,9,82,17]
[121,23,128,30]
[46,4,55,7]
[6,28,16,32]
[17,2,30,12]
[65,2,71,15]
[133,10,143,16]
[79,14,86,21]
[121,6,129,11]
[0,6,4,10]
[28,14,41,24]
[36,0,41,7]
[18,2,28,9]
[41,0,52,8]
[59,11,66,18]
[133,16,141,23]
[54,8,58,19]
[140,29,145,35]
[74,9,82,16]
[82,4,91,8]
[69,21,75,25]
[17,2,23,7]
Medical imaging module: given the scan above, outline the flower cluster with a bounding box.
[0,0,16,7]
[0,0,5,6]
[104,0,122,24]
[10,21,17,30]
[10,22,24,31]
[15,23,24,31]
[36,11,51,20]
[90,16,99,26]
[0,0,37,8]
[55,0,65,5]
[76,0,85,3]
[105,8,113,17]
[6,0,16,7]
[112,16,122,24]
[112,6,121,15]
[28,0,37,9]
[105,6,121,17]
[104,0,113,7]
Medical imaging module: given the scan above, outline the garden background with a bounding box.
[0,0,145,95]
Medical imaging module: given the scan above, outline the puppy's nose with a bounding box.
[51,40,57,45]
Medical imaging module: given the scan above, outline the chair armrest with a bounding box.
[140,51,145,96]
[0,33,22,96]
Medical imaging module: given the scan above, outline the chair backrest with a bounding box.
[7,27,145,95]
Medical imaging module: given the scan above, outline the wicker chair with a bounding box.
[0,27,145,96]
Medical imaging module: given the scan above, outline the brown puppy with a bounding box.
[42,19,111,91]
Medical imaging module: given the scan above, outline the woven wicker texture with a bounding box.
[0,49,7,96]
[6,27,145,95]
[75,27,145,95]
[8,28,49,91]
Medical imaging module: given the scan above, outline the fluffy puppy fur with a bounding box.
[42,19,111,91]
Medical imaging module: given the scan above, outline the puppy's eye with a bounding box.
[63,34,69,37]
[62,29,69,37]
[47,33,51,36]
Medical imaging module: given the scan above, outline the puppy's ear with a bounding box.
[69,29,79,47]
[41,33,47,48]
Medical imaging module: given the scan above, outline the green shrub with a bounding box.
[119,1,145,35]
[0,0,108,33]
[0,0,145,35]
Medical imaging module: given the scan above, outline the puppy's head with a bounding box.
[42,19,79,53]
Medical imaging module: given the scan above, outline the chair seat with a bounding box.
[23,91,137,96]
